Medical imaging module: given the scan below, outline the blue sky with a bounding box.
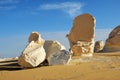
[0,0,120,58]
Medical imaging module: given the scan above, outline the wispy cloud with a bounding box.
[0,0,19,10]
[39,2,83,17]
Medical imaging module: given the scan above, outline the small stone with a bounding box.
[94,40,104,52]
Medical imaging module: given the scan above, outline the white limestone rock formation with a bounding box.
[18,32,46,68]
[94,40,104,52]
[44,40,71,65]
[71,41,94,56]
[103,25,120,52]
[67,13,96,56]
[48,50,71,65]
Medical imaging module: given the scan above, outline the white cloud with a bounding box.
[39,2,83,17]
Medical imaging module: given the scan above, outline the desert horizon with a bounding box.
[0,29,112,58]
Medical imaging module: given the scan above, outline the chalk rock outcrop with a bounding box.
[103,25,120,52]
[71,41,94,56]
[44,40,71,65]
[18,32,46,68]
[47,50,71,65]
[94,40,104,52]
[67,13,96,56]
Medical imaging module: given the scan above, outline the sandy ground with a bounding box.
[0,52,120,80]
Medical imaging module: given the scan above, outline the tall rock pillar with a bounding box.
[67,13,96,56]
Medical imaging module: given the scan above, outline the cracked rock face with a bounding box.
[104,25,120,52]
[48,50,71,65]
[18,32,46,68]
[67,13,96,56]
[44,40,71,65]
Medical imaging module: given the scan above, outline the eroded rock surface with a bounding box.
[18,32,46,68]
[67,13,96,56]
[103,25,120,52]
[48,50,71,65]
[44,40,71,65]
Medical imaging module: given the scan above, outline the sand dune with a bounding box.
[0,52,120,80]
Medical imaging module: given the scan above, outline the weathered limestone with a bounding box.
[71,41,94,56]
[67,13,96,56]
[18,32,46,68]
[44,40,71,65]
[94,40,104,52]
[103,25,120,52]
[47,50,71,65]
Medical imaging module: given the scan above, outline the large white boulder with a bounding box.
[18,32,46,68]
[44,40,71,65]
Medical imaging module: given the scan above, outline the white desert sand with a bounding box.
[0,52,120,80]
